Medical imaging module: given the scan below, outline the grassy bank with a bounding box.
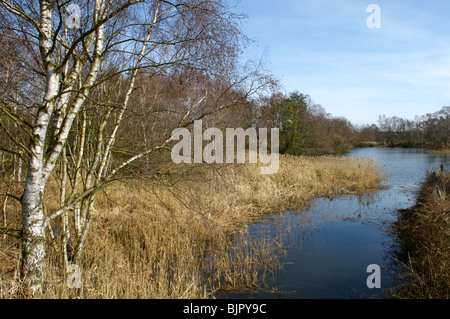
[392,169,449,299]
[426,149,450,155]
[353,141,450,154]
[1,154,383,299]
[353,141,385,148]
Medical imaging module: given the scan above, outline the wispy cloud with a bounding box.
[236,0,450,124]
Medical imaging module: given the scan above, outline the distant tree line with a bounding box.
[239,92,450,155]
[376,107,449,149]
[236,91,355,155]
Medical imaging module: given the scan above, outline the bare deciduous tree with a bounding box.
[0,0,271,295]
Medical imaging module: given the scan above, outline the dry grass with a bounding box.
[392,170,450,299]
[0,154,383,299]
[426,149,450,155]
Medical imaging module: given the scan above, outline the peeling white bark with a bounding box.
[19,0,59,293]
[20,0,107,295]
[21,138,47,294]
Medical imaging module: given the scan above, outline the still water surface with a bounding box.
[227,148,449,299]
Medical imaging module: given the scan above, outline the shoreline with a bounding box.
[353,142,450,154]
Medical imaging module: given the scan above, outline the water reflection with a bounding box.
[225,148,448,299]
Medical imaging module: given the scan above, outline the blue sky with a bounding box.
[233,0,450,126]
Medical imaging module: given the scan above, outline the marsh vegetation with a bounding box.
[1,155,382,298]
[392,169,449,299]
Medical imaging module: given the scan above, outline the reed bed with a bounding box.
[0,154,383,299]
[392,169,449,299]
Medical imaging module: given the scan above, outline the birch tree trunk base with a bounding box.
[21,236,46,296]
[21,202,46,296]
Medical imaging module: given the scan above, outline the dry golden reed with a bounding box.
[0,154,383,299]
[392,170,449,299]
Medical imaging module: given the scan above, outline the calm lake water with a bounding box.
[226,148,449,299]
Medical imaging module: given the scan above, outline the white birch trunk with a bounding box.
[19,0,57,295]
[19,0,107,294]
[17,151,23,182]
[21,139,47,295]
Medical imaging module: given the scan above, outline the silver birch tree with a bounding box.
[0,0,267,296]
